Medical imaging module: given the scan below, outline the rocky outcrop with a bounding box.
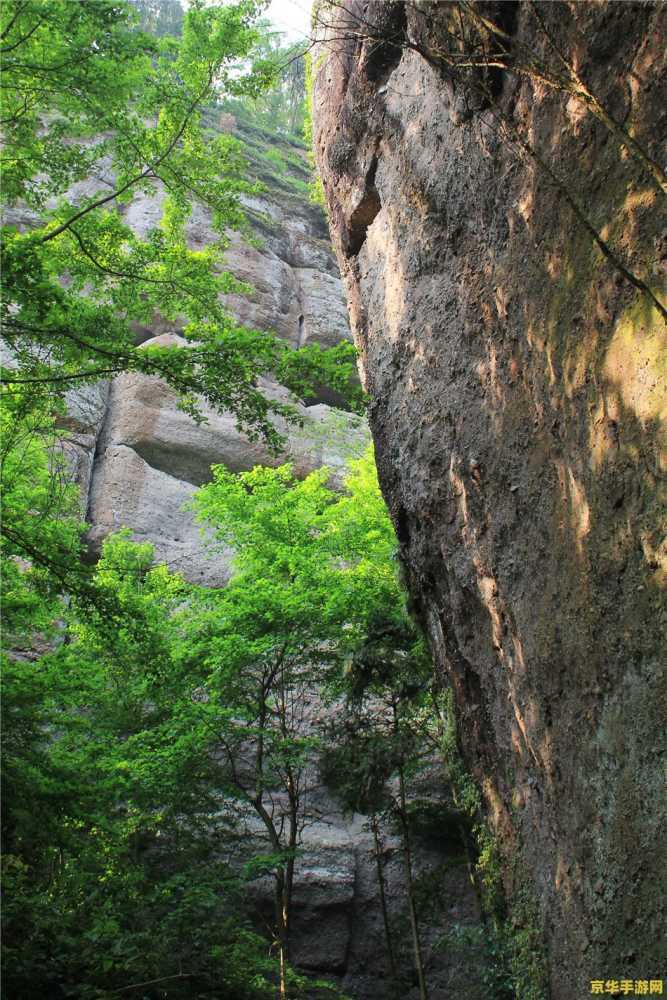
[82,129,368,584]
[312,1,666,992]
[289,808,485,1000]
[87,336,367,583]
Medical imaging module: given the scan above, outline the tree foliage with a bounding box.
[320,616,442,1000]
[1,391,85,642]
[179,450,407,993]
[0,0,362,613]
[1,0,358,427]
[220,26,307,138]
[2,532,279,999]
[1,449,407,997]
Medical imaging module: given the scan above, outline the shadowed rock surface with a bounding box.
[235,764,485,1000]
[312,1,666,992]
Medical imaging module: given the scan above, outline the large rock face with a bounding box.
[82,131,367,584]
[312,1,666,992]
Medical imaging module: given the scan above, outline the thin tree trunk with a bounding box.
[283,794,297,974]
[252,687,290,1000]
[275,867,289,1000]
[397,761,428,1000]
[371,813,400,992]
[278,938,287,1000]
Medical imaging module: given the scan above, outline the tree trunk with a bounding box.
[275,867,289,1000]
[397,765,428,1000]
[371,813,400,992]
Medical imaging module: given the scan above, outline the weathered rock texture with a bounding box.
[82,128,368,583]
[86,336,367,584]
[240,767,485,1000]
[312,1,667,992]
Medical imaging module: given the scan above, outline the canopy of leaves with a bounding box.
[1,449,405,998]
[218,22,307,139]
[0,391,85,643]
[0,0,362,614]
[1,0,359,428]
[2,533,281,999]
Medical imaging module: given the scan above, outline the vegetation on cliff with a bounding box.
[2,445,429,998]
[0,0,360,611]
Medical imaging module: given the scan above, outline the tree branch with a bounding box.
[38,77,214,245]
[1,13,46,54]
[111,972,196,994]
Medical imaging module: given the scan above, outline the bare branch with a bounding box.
[111,972,196,995]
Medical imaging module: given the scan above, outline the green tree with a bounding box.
[185,463,344,998]
[320,611,452,1000]
[181,448,405,996]
[2,530,286,999]
[2,448,403,999]
[220,25,307,137]
[1,0,355,430]
[0,390,86,640]
[0,0,360,608]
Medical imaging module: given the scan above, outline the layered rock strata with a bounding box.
[76,128,368,582]
[86,339,367,585]
[312,1,667,991]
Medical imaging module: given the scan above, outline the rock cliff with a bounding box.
[65,124,370,584]
[312,1,666,991]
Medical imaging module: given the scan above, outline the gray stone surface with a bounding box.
[234,769,484,1000]
[81,133,366,582]
[57,383,110,501]
[62,381,110,435]
[85,333,368,580]
[86,442,230,586]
